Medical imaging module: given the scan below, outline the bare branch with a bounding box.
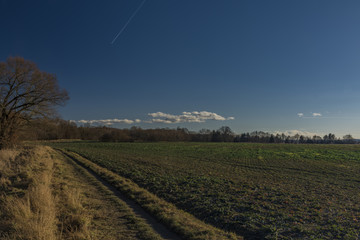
[0,57,69,148]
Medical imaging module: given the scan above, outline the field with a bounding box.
[47,141,360,239]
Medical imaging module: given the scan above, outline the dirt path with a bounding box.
[56,149,182,240]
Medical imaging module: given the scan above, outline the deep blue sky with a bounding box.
[2,0,360,137]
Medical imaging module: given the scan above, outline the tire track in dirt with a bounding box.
[57,149,182,240]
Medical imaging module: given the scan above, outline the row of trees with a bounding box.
[20,119,358,144]
[233,131,356,144]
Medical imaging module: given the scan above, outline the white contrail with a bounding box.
[111,0,147,44]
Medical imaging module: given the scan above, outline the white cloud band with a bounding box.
[77,118,136,125]
[148,111,235,124]
[74,111,235,126]
[297,112,322,118]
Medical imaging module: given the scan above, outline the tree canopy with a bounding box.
[0,57,69,148]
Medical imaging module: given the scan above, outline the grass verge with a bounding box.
[0,146,94,240]
[53,149,163,240]
[0,146,57,240]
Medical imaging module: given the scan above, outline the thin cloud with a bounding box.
[77,118,135,125]
[111,0,147,44]
[297,112,322,118]
[148,111,235,124]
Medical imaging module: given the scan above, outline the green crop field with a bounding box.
[47,141,360,239]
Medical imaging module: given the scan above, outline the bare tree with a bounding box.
[0,57,69,148]
[343,134,355,144]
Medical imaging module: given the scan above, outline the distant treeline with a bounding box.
[20,118,358,144]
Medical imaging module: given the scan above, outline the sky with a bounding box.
[2,0,360,138]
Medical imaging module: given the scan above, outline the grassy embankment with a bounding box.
[47,141,360,239]
[0,146,92,239]
[0,145,166,240]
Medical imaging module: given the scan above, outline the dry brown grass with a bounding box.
[0,146,93,240]
[0,149,18,171]
[0,146,58,240]
[45,147,92,240]
[56,183,91,239]
[7,180,57,240]
[0,149,19,190]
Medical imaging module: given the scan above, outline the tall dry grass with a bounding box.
[50,148,92,240]
[0,149,18,189]
[0,146,57,240]
[57,187,91,239]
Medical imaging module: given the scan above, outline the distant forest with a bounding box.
[20,118,358,144]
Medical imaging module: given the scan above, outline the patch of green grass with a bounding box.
[46,142,360,239]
